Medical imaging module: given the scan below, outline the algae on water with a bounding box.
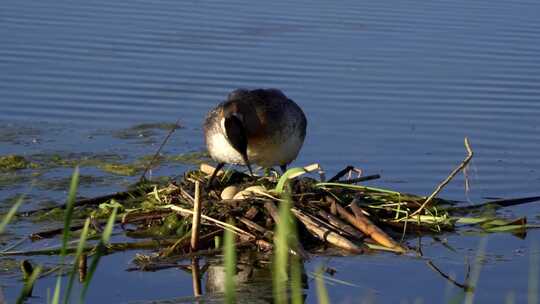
[99,163,139,176]
[0,155,29,171]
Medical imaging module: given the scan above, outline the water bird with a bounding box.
[204,88,307,185]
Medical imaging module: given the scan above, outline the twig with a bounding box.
[426,260,469,290]
[349,201,406,252]
[190,182,202,251]
[337,174,380,184]
[2,239,180,256]
[30,219,113,240]
[163,205,256,240]
[291,208,363,253]
[264,201,281,225]
[409,137,473,218]
[161,230,221,257]
[121,210,171,228]
[237,217,273,238]
[139,119,182,182]
[328,166,354,182]
[335,200,405,252]
[317,209,359,239]
[447,195,540,213]
[20,185,154,215]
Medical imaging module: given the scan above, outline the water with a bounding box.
[1,0,540,302]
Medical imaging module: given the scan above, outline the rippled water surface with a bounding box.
[1,0,540,302]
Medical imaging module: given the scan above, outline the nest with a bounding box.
[121,163,466,266]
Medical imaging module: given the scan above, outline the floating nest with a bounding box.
[115,160,538,269]
[14,145,540,272]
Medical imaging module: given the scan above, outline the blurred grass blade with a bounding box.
[291,255,303,304]
[0,195,24,234]
[506,291,516,304]
[64,218,91,304]
[81,206,117,302]
[464,237,488,304]
[51,276,62,304]
[315,267,330,304]
[101,205,117,244]
[455,217,491,225]
[273,188,293,303]
[61,167,80,257]
[529,242,538,304]
[16,265,42,304]
[224,219,236,304]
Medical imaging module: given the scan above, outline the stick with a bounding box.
[139,119,181,182]
[448,196,540,213]
[121,210,172,228]
[190,182,202,251]
[21,185,154,215]
[335,201,405,252]
[291,208,363,253]
[317,209,360,238]
[328,166,354,182]
[337,174,381,184]
[30,218,115,240]
[163,205,256,240]
[409,137,473,218]
[2,239,181,256]
[161,230,222,257]
[264,201,281,225]
[238,217,273,238]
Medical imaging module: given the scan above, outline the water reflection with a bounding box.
[130,251,308,304]
[202,251,305,304]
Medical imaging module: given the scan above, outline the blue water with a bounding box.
[1,0,540,302]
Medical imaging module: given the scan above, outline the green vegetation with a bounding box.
[0,155,30,171]
[224,220,236,304]
[99,163,139,176]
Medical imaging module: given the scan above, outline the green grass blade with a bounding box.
[51,276,62,304]
[275,167,307,194]
[291,255,303,304]
[61,167,80,257]
[81,206,117,302]
[506,291,516,304]
[315,182,400,194]
[273,190,292,303]
[63,218,91,304]
[16,265,42,304]
[484,225,529,233]
[0,195,24,234]
[224,219,236,304]
[315,267,330,304]
[454,217,491,225]
[464,237,488,304]
[101,205,117,244]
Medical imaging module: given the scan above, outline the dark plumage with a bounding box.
[204,88,307,180]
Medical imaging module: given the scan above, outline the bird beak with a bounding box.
[245,159,253,176]
[223,115,253,176]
